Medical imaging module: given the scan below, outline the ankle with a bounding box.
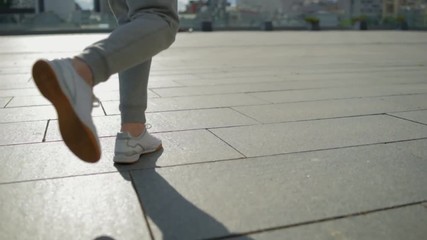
[121,123,146,137]
[72,58,94,87]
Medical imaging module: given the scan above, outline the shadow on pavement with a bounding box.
[94,236,116,240]
[114,149,253,240]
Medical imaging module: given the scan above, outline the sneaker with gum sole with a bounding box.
[114,130,162,164]
[32,59,101,162]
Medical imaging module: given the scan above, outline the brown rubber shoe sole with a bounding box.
[32,60,101,163]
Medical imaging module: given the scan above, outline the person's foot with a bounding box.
[32,58,101,162]
[114,129,162,164]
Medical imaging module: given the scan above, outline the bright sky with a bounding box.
[75,0,93,10]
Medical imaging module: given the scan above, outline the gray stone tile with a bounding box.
[100,101,120,114]
[0,88,41,97]
[248,84,427,104]
[178,69,427,88]
[131,142,427,239]
[174,75,284,87]
[390,110,427,125]
[102,94,267,115]
[148,81,183,88]
[6,95,50,107]
[45,115,121,141]
[147,94,267,112]
[150,74,199,81]
[0,79,34,90]
[0,67,30,74]
[211,115,427,157]
[0,121,46,145]
[152,77,427,98]
[0,73,30,83]
[0,97,11,107]
[0,105,104,123]
[149,81,317,98]
[0,173,151,240]
[395,139,427,162]
[1,130,242,183]
[0,138,116,183]
[383,94,427,110]
[238,205,427,240]
[48,108,256,140]
[147,108,258,132]
[94,89,159,101]
[233,95,427,124]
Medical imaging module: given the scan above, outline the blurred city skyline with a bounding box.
[73,0,237,11]
[1,0,426,32]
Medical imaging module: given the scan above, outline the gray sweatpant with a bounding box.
[76,0,179,124]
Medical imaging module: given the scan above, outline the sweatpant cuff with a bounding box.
[76,47,110,85]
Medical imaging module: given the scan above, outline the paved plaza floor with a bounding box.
[1,31,427,240]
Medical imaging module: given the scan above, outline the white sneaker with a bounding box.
[114,129,162,164]
[32,59,101,162]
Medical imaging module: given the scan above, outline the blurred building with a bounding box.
[383,0,426,17]
[338,0,382,19]
[37,0,76,21]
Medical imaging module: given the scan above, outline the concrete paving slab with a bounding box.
[149,74,199,81]
[102,94,267,115]
[0,97,11,107]
[0,67,29,74]
[188,65,426,81]
[6,95,50,107]
[146,108,258,132]
[0,105,104,123]
[0,80,34,90]
[0,88,42,97]
[176,69,427,87]
[382,94,427,109]
[152,77,427,98]
[248,85,427,104]
[395,139,427,161]
[0,173,151,240]
[390,110,427,125]
[46,115,121,141]
[131,141,427,239]
[146,94,267,112]
[233,94,427,124]
[0,139,115,183]
[93,89,159,101]
[0,121,46,145]
[46,108,256,140]
[1,130,242,183]
[148,80,183,88]
[211,115,427,157]
[237,205,427,240]
[0,73,31,82]
[174,75,285,86]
